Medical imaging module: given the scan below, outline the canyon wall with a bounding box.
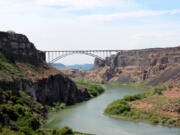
[0,31,90,105]
[62,47,180,86]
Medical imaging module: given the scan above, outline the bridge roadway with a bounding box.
[44,50,121,63]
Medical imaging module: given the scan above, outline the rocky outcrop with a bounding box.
[63,46,180,86]
[0,31,90,105]
[0,31,45,65]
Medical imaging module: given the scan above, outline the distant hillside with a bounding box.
[51,63,94,70]
[66,64,94,70]
[51,63,66,69]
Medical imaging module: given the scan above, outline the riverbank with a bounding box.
[104,86,180,128]
[44,84,180,135]
[0,86,98,135]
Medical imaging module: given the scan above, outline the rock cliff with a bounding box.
[0,31,90,105]
[0,31,45,65]
[62,47,180,86]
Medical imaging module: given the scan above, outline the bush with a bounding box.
[161,116,170,124]
[0,105,19,121]
[153,87,164,95]
[0,128,25,135]
[168,85,173,89]
[10,96,19,104]
[104,99,130,115]
[16,117,40,130]
[35,129,47,135]
[150,115,159,124]
[19,127,34,135]
[52,126,73,135]
[123,94,142,102]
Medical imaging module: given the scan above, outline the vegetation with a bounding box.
[45,102,66,113]
[0,53,99,134]
[0,53,60,82]
[0,53,27,81]
[73,79,104,97]
[104,87,180,127]
[0,88,93,135]
[104,82,152,91]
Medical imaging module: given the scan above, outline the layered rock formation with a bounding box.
[62,47,180,86]
[0,31,90,105]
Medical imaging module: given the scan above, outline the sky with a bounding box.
[0,0,180,65]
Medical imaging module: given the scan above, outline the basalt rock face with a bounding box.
[0,75,90,105]
[0,31,45,65]
[0,31,90,105]
[63,47,180,86]
[95,47,180,68]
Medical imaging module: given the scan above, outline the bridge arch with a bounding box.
[49,52,103,63]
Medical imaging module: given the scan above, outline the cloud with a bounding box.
[35,0,103,9]
[80,9,180,21]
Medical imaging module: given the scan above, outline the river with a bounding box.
[44,84,180,135]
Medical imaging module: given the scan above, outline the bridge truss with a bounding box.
[44,50,121,63]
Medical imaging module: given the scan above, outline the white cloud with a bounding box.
[35,0,103,8]
[0,0,180,64]
[80,9,180,21]
[34,0,139,11]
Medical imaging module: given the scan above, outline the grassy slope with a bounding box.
[0,53,59,82]
[104,87,180,127]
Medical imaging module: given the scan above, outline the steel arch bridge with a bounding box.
[44,50,121,63]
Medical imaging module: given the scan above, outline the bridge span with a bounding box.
[44,50,121,63]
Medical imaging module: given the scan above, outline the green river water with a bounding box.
[44,84,180,135]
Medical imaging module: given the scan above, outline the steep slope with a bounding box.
[0,31,90,105]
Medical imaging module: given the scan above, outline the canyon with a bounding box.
[62,47,180,87]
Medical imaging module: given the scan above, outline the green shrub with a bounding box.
[123,94,143,102]
[14,104,26,116]
[168,85,173,89]
[161,116,170,124]
[10,96,19,104]
[0,104,19,121]
[0,128,25,135]
[153,87,164,95]
[52,126,73,135]
[167,119,176,125]
[16,116,40,130]
[104,99,130,115]
[19,127,34,135]
[150,115,159,124]
[35,129,47,135]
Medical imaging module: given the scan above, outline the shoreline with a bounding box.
[104,113,180,128]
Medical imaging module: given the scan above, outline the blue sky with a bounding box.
[0,0,180,64]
